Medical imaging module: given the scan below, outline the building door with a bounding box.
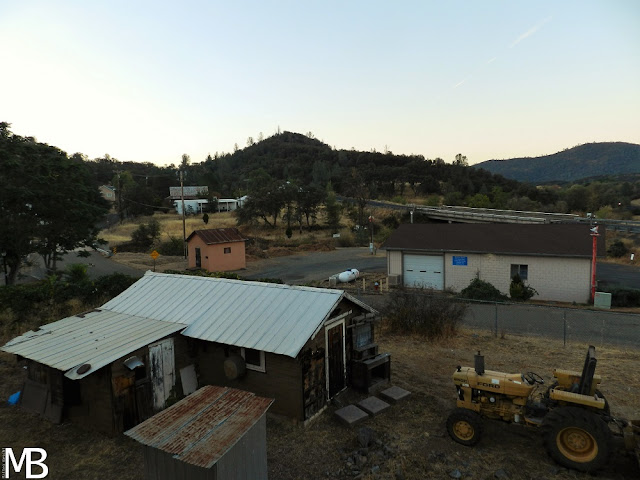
[325,321,345,398]
[195,247,201,268]
[148,338,175,411]
[404,254,444,289]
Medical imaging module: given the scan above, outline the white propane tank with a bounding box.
[337,268,360,283]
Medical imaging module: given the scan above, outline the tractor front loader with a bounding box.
[446,346,640,473]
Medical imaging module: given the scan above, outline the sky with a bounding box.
[1,1,639,166]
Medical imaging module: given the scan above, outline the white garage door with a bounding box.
[403,254,444,289]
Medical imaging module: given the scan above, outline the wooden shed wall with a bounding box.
[69,367,114,433]
[38,334,195,435]
[195,340,303,421]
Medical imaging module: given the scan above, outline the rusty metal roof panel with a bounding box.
[101,272,361,357]
[187,228,246,245]
[1,309,186,379]
[125,385,273,469]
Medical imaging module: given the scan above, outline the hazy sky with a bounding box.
[1,1,638,166]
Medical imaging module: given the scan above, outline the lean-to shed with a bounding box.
[125,385,273,480]
[1,309,193,434]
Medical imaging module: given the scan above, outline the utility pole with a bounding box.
[180,170,187,259]
[116,170,123,223]
[590,224,599,302]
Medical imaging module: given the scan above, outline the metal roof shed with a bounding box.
[125,385,273,480]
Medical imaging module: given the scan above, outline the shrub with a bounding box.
[381,214,400,230]
[0,273,136,321]
[64,263,90,284]
[93,273,137,298]
[460,277,508,302]
[130,219,161,250]
[607,240,629,258]
[335,231,356,247]
[509,274,538,301]
[157,236,184,256]
[600,287,640,307]
[382,288,467,339]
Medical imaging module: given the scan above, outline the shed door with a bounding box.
[148,338,175,411]
[325,321,346,399]
[195,247,201,268]
[404,254,444,289]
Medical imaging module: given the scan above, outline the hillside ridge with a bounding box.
[474,142,640,183]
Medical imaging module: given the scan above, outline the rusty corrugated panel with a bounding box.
[125,385,274,469]
[192,228,246,245]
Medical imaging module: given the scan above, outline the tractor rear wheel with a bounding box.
[541,407,612,472]
[446,408,483,446]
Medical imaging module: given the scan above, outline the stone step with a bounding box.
[334,404,369,426]
[378,385,411,404]
[357,396,390,416]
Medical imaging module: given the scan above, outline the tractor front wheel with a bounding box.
[446,408,483,446]
[541,407,612,472]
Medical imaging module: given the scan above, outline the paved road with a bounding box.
[598,263,640,289]
[241,247,386,284]
[14,249,143,284]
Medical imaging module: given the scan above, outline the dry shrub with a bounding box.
[382,288,467,339]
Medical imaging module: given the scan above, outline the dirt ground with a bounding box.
[1,328,638,480]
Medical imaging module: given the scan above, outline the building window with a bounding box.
[510,264,528,281]
[224,247,231,254]
[241,348,266,373]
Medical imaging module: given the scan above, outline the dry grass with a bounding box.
[1,328,638,480]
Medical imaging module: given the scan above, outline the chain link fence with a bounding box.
[461,299,640,348]
[355,291,640,348]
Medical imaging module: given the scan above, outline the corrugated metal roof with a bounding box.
[1,309,186,379]
[186,228,246,245]
[102,272,365,358]
[125,385,273,469]
[383,223,605,257]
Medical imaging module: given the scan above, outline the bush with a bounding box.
[0,272,136,321]
[335,231,357,247]
[157,236,184,256]
[607,240,629,258]
[382,288,467,338]
[600,287,640,307]
[460,277,508,302]
[509,274,538,301]
[130,219,161,250]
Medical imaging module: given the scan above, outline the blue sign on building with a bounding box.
[452,256,468,266]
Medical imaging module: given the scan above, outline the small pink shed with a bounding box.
[186,228,247,272]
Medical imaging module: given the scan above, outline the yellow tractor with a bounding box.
[447,346,640,472]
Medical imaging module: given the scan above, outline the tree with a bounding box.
[0,123,109,282]
[325,183,342,232]
[454,153,468,166]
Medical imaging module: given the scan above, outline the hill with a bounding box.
[474,142,640,183]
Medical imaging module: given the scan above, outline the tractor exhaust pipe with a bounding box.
[475,351,485,376]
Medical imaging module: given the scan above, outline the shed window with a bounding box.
[224,247,231,254]
[510,264,528,281]
[241,348,266,373]
[354,324,373,348]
